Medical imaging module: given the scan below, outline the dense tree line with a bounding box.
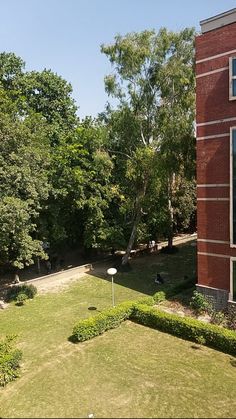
[0,27,196,273]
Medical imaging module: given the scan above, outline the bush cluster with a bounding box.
[71,301,134,342]
[0,335,22,387]
[153,291,166,304]
[135,296,155,306]
[6,284,37,303]
[131,304,236,356]
[190,290,212,315]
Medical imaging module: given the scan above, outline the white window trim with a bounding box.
[230,127,236,247]
[229,57,236,100]
[229,257,236,301]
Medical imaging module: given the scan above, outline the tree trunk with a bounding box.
[37,257,41,274]
[167,176,174,249]
[122,178,148,265]
[121,209,141,265]
[167,197,174,248]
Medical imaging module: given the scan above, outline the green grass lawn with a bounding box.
[2,242,235,418]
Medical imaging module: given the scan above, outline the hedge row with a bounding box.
[71,301,134,342]
[71,298,236,355]
[131,304,236,356]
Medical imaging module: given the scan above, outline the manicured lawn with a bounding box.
[1,321,236,418]
[3,242,235,418]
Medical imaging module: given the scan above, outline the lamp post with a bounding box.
[107,267,117,307]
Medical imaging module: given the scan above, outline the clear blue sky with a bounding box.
[1,0,236,118]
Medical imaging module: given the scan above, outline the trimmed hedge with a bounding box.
[71,301,134,342]
[71,300,236,355]
[135,296,155,306]
[131,304,236,356]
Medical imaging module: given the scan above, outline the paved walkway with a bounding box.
[0,232,196,299]
[19,232,197,293]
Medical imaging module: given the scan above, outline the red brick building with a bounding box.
[196,8,236,309]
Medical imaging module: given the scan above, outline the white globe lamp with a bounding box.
[107,267,117,307]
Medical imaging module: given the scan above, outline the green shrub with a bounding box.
[6,284,37,302]
[131,304,236,356]
[190,290,212,315]
[135,296,154,306]
[195,335,206,346]
[226,310,236,331]
[153,291,166,304]
[210,310,227,326]
[0,335,22,387]
[16,293,28,306]
[71,301,134,342]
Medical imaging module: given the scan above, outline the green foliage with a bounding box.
[0,35,197,271]
[0,335,22,387]
[0,197,47,269]
[20,69,77,128]
[195,335,206,346]
[0,83,50,269]
[0,52,24,90]
[71,301,134,342]
[190,291,213,315]
[135,296,155,306]
[225,310,236,331]
[131,304,236,356]
[101,27,196,261]
[16,293,28,306]
[210,311,227,326]
[6,284,37,302]
[153,291,166,304]
[71,295,236,356]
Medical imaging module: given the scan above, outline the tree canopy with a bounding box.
[0,27,196,273]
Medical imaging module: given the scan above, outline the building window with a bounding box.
[231,128,236,245]
[229,57,236,100]
[232,260,236,301]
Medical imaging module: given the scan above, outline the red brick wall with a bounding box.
[197,139,229,184]
[195,22,236,61]
[197,254,230,290]
[197,201,229,241]
[196,22,236,292]
[197,186,229,198]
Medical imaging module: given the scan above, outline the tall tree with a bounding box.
[0,89,50,270]
[42,117,117,255]
[101,27,195,264]
[0,53,78,270]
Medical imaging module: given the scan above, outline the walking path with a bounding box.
[1,232,196,296]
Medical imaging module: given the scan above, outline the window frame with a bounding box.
[229,57,236,100]
[230,257,236,302]
[230,127,236,247]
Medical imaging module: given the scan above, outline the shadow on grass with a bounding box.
[191,344,202,350]
[85,241,197,303]
[68,334,77,344]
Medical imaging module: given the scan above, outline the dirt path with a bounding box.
[24,264,93,294]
